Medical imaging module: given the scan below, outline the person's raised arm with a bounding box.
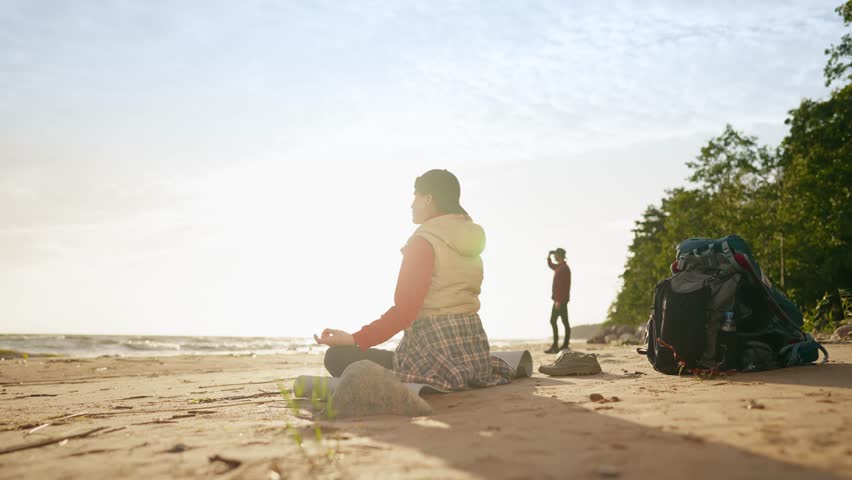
[348,236,434,351]
[547,251,558,270]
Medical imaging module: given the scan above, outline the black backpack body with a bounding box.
[641,235,827,375]
[645,271,740,374]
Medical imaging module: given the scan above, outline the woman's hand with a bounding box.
[313,328,356,347]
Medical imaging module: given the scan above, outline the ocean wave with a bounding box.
[182,341,289,351]
[0,334,68,341]
[122,339,182,351]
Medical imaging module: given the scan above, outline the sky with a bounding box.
[0,1,847,340]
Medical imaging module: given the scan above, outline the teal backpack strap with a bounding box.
[778,334,829,367]
[814,338,829,364]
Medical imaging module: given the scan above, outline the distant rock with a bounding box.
[832,321,852,342]
[570,323,603,341]
[587,324,645,345]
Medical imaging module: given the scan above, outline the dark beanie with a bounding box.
[414,169,468,215]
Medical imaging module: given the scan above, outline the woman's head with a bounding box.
[411,169,468,224]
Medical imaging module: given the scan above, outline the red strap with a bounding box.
[656,338,736,378]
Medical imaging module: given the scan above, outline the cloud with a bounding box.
[384,0,844,152]
[0,0,847,335]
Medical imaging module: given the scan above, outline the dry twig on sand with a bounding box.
[199,379,287,389]
[77,399,280,418]
[100,427,127,434]
[0,374,146,387]
[209,454,242,473]
[132,419,179,425]
[6,393,59,400]
[0,427,110,455]
[27,412,89,435]
[218,391,280,401]
[64,448,120,458]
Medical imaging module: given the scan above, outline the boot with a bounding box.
[539,350,602,376]
[544,343,560,354]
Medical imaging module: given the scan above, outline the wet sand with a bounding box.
[1,342,850,479]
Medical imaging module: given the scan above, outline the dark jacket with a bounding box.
[548,258,571,304]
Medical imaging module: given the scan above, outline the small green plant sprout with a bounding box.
[278,382,303,447]
[278,379,340,464]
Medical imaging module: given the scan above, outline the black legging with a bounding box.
[323,345,395,377]
[550,302,571,347]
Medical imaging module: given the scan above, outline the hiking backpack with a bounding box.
[640,235,828,375]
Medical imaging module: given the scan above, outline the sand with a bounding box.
[1,342,850,479]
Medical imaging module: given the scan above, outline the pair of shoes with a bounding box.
[538,350,602,376]
[544,345,560,354]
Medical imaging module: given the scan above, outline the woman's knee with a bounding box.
[324,346,357,377]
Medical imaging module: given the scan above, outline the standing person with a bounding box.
[313,169,515,391]
[546,248,572,353]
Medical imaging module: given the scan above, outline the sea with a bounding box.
[0,334,332,358]
[0,334,564,358]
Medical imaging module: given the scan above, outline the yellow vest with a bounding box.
[404,214,486,316]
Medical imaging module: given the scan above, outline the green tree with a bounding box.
[777,0,852,311]
[824,1,852,86]
[607,204,668,325]
[780,83,852,307]
[607,2,851,329]
[606,128,782,326]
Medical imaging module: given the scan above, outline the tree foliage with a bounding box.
[824,1,852,86]
[607,3,851,330]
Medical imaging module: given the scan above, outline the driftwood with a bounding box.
[0,427,109,455]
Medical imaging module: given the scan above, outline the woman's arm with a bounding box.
[350,236,434,351]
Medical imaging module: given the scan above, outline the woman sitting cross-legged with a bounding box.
[314,169,515,391]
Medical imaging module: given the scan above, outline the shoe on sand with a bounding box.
[544,345,560,354]
[538,350,601,376]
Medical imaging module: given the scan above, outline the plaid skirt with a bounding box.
[393,312,515,391]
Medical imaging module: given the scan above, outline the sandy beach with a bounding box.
[1,342,850,479]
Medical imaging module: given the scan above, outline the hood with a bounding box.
[412,214,486,257]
